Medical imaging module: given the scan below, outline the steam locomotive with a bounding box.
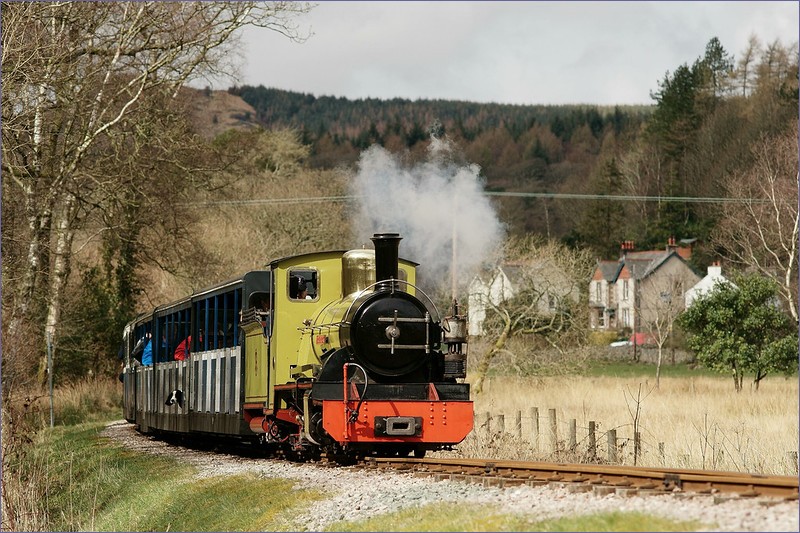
[120,233,473,461]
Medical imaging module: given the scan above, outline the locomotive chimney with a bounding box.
[371,232,401,290]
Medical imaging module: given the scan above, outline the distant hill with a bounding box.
[228,85,653,150]
[184,86,261,139]
[218,85,653,238]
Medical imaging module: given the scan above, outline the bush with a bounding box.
[588,331,618,346]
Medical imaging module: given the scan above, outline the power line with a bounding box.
[183,191,765,208]
[183,195,356,207]
[484,191,763,203]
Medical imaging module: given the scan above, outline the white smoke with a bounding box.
[349,138,504,295]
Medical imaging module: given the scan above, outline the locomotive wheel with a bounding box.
[282,437,320,463]
[324,444,360,465]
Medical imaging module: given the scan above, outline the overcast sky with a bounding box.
[236,1,798,106]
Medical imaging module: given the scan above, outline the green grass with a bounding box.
[11,421,324,531]
[325,502,704,532]
[584,359,721,379]
[529,510,703,532]
[97,473,321,531]
[11,421,711,532]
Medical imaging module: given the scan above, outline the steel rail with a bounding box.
[361,456,799,500]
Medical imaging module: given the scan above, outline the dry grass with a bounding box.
[1,378,123,530]
[435,374,799,476]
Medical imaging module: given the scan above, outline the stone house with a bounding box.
[589,238,701,332]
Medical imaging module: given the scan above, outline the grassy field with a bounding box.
[3,365,796,531]
[446,370,799,475]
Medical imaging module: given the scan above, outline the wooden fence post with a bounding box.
[530,407,539,452]
[658,442,665,466]
[548,408,558,452]
[515,410,522,439]
[483,411,491,438]
[568,419,577,452]
[607,429,617,463]
[588,421,596,460]
[788,451,799,475]
[496,413,505,435]
[634,431,641,465]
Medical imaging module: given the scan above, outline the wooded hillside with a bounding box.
[229,36,797,264]
[228,85,651,238]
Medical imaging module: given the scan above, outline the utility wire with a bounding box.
[484,191,765,203]
[183,191,766,207]
[183,195,356,207]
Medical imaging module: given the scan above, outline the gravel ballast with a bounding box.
[101,420,799,531]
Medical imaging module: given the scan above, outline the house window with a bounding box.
[595,282,601,303]
[598,310,605,328]
[622,308,630,327]
[623,280,629,301]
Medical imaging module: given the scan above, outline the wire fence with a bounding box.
[456,408,799,476]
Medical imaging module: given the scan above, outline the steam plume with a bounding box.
[350,138,504,293]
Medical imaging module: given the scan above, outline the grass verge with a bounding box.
[325,502,703,532]
[5,420,323,531]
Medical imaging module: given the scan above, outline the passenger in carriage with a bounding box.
[252,294,270,313]
[195,330,205,352]
[223,322,234,347]
[246,294,271,325]
[174,335,191,361]
[141,332,153,366]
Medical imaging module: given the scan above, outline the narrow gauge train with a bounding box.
[121,233,473,461]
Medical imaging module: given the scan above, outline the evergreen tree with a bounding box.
[574,158,628,257]
[678,274,798,391]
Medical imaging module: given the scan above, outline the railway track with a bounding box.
[359,456,799,501]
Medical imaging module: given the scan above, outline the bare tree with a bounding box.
[180,128,352,290]
[712,122,798,321]
[639,274,686,388]
[1,1,313,382]
[735,34,761,97]
[471,237,594,393]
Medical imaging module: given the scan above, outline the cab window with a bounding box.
[288,269,318,301]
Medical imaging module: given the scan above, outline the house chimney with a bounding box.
[708,261,722,278]
[677,238,694,261]
[666,236,677,252]
[620,240,635,260]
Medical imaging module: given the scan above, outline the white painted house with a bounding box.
[684,262,735,307]
[467,267,516,336]
[468,261,579,335]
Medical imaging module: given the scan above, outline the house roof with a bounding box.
[597,261,623,281]
[626,253,672,279]
[597,249,695,283]
[499,260,562,285]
